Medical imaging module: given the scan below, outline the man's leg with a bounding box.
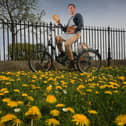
[64,33,80,61]
[55,35,65,54]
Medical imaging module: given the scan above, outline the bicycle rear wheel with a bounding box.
[77,49,101,73]
[28,51,53,72]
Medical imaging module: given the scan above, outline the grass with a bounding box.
[0,67,126,126]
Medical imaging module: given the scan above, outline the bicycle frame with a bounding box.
[47,25,101,70]
[47,28,57,60]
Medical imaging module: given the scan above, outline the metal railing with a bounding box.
[0,21,126,66]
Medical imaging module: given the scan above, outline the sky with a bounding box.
[38,0,126,28]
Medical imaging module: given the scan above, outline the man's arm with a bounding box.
[58,23,67,32]
[74,13,84,33]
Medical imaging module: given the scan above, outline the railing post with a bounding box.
[107,26,111,66]
[2,20,5,62]
[0,48,1,61]
[49,22,53,57]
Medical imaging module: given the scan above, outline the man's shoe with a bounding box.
[58,52,65,57]
[68,60,75,69]
[56,52,66,63]
[56,52,65,59]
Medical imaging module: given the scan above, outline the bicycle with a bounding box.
[28,25,101,73]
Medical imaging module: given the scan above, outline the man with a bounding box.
[55,3,84,68]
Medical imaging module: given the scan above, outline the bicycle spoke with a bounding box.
[28,51,52,72]
[77,50,101,73]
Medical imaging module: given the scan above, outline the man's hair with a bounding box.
[68,3,76,8]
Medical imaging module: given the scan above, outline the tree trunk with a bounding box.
[11,23,16,60]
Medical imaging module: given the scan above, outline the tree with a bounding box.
[8,43,33,60]
[0,0,45,59]
[8,43,46,60]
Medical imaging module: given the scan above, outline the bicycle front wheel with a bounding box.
[77,49,101,73]
[28,51,53,72]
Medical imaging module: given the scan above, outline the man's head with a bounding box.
[68,3,76,15]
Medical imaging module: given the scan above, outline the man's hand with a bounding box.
[52,15,60,24]
[67,29,75,34]
[66,26,76,34]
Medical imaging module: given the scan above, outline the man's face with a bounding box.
[68,5,76,15]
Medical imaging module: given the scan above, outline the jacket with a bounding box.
[58,13,84,33]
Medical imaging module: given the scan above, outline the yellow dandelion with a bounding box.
[88,110,98,114]
[76,85,85,94]
[27,96,34,101]
[32,75,37,79]
[44,81,47,83]
[7,101,19,108]
[2,98,11,103]
[16,79,21,81]
[22,93,28,97]
[60,80,67,85]
[48,77,55,81]
[0,88,8,92]
[104,91,112,95]
[13,89,20,93]
[25,106,42,120]
[108,82,119,88]
[0,88,9,94]
[115,114,126,126]
[50,109,60,117]
[63,107,75,113]
[122,86,126,89]
[36,86,40,89]
[31,80,36,83]
[123,81,126,84]
[5,82,11,85]
[31,84,37,89]
[46,85,52,92]
[0,114,17,123]
[118,76,125,80]
[72,114,90,126]
[17,101,23,105]
[56,104,65,107]
[45,118,60,126]
[60,75,64,78]
[113,90,119,93]
[77,85,85,91]
[56,86,62,90]
[0,76,11,81]
[22,84,29,87]
[46,95,57,104]
[70,79,75,84]
[0,93,4,96]
[86,89,92,92]
[95,91,99,94]
[99,85,108,89]
[3,90,9,94]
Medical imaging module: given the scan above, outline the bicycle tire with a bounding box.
[77,49,101,73]
[28,51,53,72]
